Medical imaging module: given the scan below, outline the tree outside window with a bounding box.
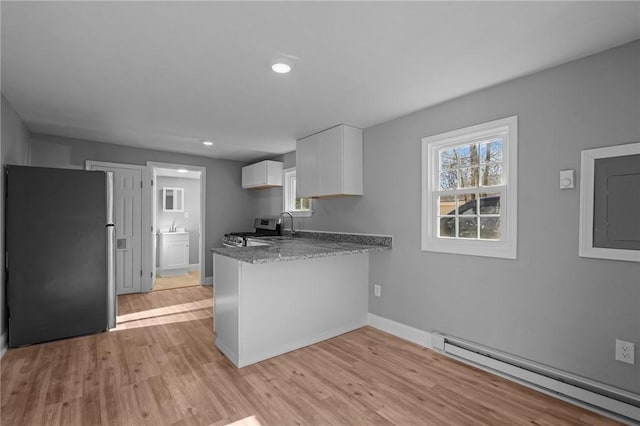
[422,116,518,259]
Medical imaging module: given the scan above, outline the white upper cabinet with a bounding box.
[242,160,283,189]
[296,132,319,197]
[296,124,363,198]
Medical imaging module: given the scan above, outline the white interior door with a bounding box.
[91,165,143,295]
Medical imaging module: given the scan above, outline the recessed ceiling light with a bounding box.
[271,59,292,74]
[176,168,189,173]
[202,140,214,146]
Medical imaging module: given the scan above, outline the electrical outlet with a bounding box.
[615,339,635,365]
[373,285,381,297]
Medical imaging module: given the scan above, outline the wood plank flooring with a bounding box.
[153,271,201,291]
[1,286,620,426]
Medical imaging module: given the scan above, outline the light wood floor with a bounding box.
[153,270,201,291]
[1,286,620,426]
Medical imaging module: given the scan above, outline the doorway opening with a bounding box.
[148,162,206,291]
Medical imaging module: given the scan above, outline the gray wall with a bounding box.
[156,175,201,265]
[251,158,286,220]
[251,152,318,227]
[254,41,640,393]
[0,94,32,350]
[30,134,256,278]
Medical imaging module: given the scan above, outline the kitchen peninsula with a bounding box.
[211,231,391,368]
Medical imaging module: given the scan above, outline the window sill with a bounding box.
[422,237,516,259]
[290,210,313,218]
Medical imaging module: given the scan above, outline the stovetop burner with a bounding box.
[223,218,282,247]
[228,231,261,237]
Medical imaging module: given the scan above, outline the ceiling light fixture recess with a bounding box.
[271,58,292,74]
[202,140,214,146]
[176,168,189,173]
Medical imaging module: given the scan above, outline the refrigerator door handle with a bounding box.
[107,224,116,329]
[106,171,116,329]
[105,171,114,225]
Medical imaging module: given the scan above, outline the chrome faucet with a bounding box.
[280,211,295,238]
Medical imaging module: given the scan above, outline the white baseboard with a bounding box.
[1,329,8,358]
[367,313,432,349]
[156,267,189,277]
[155,264,199,276]
[367,314,637,423]
[445,343,639,423]
[204,276,213,285]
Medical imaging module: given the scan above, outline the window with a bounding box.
[579,142,640,262]
[422,116,518,259]
[283,167,312,217]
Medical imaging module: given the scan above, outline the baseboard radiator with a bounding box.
[431,333,640,423]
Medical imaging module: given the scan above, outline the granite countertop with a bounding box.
[211,232,392,264]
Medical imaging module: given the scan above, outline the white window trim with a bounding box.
[421,116,518,259]
[578,142,640,262]
[283,167,313,217]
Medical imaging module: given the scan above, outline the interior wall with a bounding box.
[0,94,32,353]
[250,154,286,220]
[30,134,256,279]
[251,187,282,220]
[156,175,201,265]
[255,41,640,393]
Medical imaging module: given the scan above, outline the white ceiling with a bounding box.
[2,2,639,162]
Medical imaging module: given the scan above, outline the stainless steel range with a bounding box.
[222,217,282,247]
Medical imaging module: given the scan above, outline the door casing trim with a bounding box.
[146,161,207,289]
[85,160,149,292]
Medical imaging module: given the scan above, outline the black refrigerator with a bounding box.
[6,165,116,347]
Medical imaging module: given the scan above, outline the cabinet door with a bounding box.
[318,126,343,196]
[341,126,363,195]
[265,161,283,186]
[296,134,319,197]
[161,236,189,268]
[242,162,267,188]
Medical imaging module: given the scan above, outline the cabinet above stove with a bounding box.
[242,160,283,189]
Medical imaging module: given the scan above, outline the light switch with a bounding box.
[560,169,575,189]
[184,211,189,218]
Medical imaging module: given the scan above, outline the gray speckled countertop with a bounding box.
[211,233,391,264]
